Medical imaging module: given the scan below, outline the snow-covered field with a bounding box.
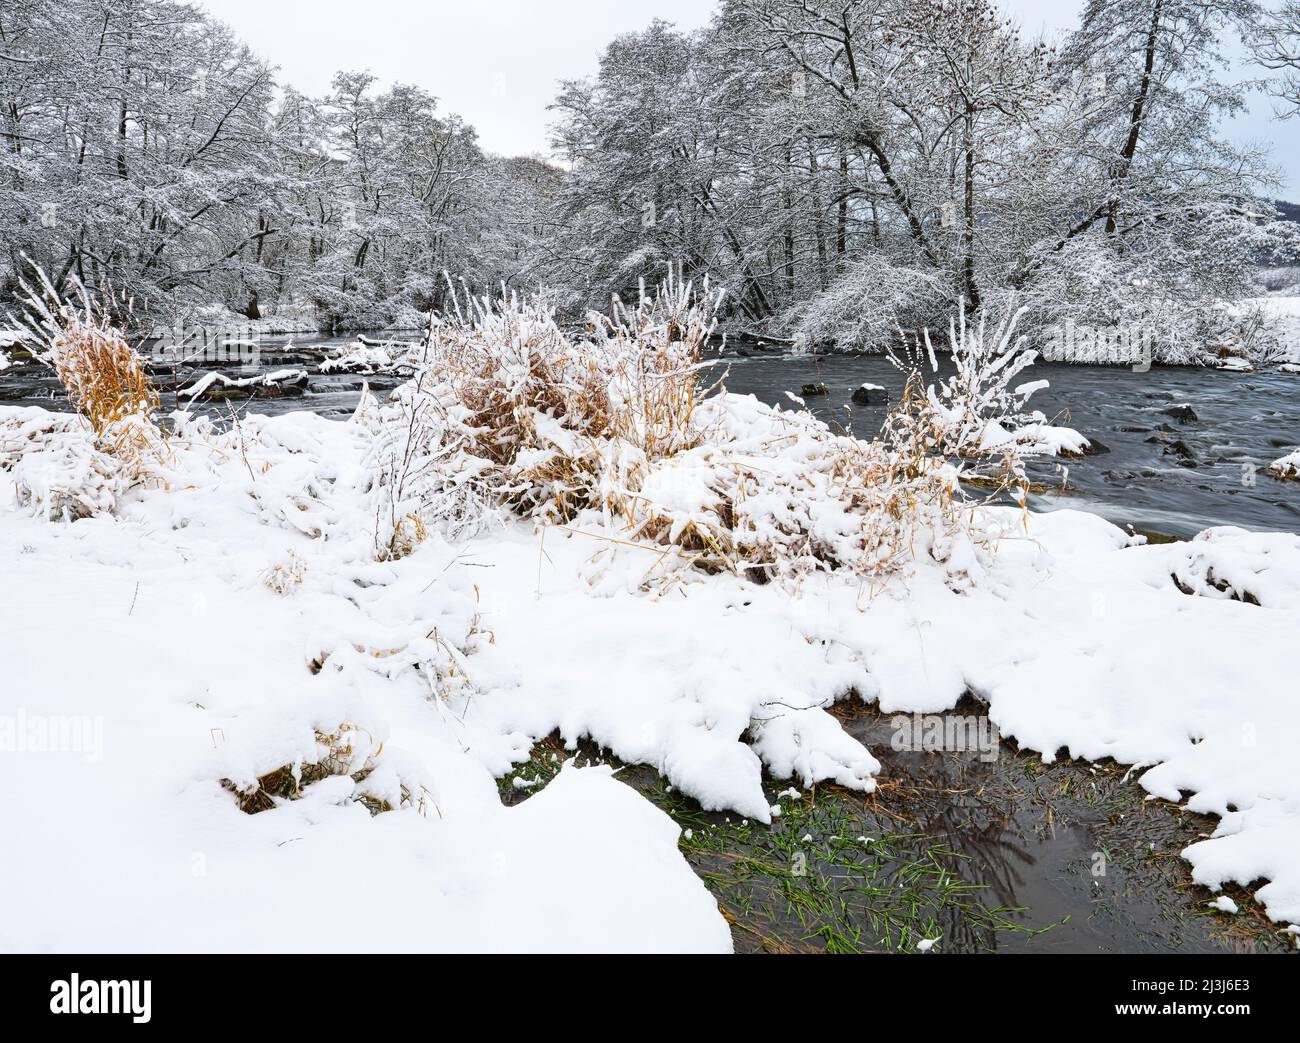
[0,409,729,952]
[3,287,1299,952]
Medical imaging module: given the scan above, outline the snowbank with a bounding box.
[4,399,1300,942]
[0,407,729,952]
[1165,526,1300,609]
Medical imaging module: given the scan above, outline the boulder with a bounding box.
[850,382,886,405]
[1162,403,1198,424]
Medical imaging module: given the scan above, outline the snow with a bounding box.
[5,289,1300,948]
[986,420,1091,457]
[464,501,1300,926]
[1165,526,1300,609]
[1208,896,1239,915]
[1248,296,1300,366]
[5,408,1300,940]
[319,339,417,376]
[1269,449,1300,481]
[178,368,308,399]
[0,409,729,952]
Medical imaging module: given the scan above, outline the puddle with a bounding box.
[501,699,1292,954]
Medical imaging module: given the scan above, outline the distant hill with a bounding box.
[1274,199,1300,223]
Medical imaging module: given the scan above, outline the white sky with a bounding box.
[197,0,1300,195]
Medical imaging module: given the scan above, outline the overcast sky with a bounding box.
[198,0,1299,196]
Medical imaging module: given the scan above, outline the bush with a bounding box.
[791,254,948,352]
[364,274,1027,589]
[9,270,167,517]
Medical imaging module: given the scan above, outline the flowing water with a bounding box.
[708,345,1300,538]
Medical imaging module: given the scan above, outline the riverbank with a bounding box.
[501,710,1293,953]
[3,401,1299,950]
[5,331,1300,536]
[3,292,1299,952]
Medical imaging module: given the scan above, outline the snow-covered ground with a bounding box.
[0,409,729,952]
[3,401,1299,949]
[4,287,1299,952]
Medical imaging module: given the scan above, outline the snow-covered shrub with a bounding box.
[262,550,307,595]
[620,385,966,584]
[24,276,158,437]
[221,723,390,815]
[17,272,166,507]
[792,254,947,351]
[363,269,716,560]
[1201,301,1292,369]
[364,275,1011,588]
[0,409,124,519]
[1020,233,1267,365]
[359,377,501,561]
[895,303,1089,480]
[1256,267,1300,294]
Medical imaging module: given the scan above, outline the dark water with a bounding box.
[833,703,1268,954]
[510,707,1285,953]
[4,332,1299,537]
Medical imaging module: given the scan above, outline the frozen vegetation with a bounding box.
[3,0,1299,363]
[2,276,1299,951]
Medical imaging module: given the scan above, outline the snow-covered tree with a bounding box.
[1253,1,1300,115]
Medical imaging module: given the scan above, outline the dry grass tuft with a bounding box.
[220,724,435,817]
[17,268,167,505]
[365,269,719,560]
[364,271,1017,588]
[23,271,159,436]
[262,550,307,595]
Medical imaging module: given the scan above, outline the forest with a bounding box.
[4,0,1300,361]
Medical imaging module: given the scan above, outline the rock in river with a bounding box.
[851,382,886,405]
